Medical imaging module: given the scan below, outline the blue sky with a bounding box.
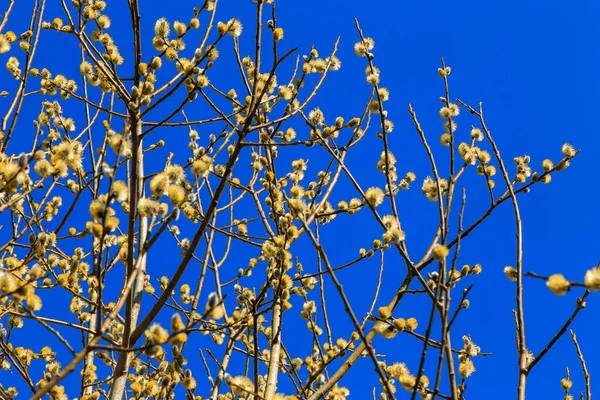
[2,0,600,399]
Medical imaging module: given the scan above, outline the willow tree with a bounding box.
[0,1,597,400]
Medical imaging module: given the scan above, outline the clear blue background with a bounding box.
[2,0,599,398]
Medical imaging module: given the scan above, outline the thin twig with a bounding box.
[570,330,591,400]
